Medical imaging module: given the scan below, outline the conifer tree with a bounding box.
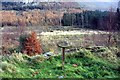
[23,32,42,56]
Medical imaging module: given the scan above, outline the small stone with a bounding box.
[73,64,78,67]
[58,76,64,78]
[43,52,54,57]
[34,71,39,74]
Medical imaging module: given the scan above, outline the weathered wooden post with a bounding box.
[57,41,71,70]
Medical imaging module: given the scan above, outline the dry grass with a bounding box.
[39,30,117,53]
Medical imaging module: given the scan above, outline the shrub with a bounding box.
[19,32,42,56]
[19,34,29,53]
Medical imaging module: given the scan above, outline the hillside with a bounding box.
[1,10,62,26]
[1,8,83,26]
[2,2,80,11]
[0,1,120,79]
[0,47,119,78]
[1,2,82,27]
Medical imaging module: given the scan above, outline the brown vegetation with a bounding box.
[0,9,82,26]
[23,31,42,56]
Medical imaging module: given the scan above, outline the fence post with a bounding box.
[57,41,71,70]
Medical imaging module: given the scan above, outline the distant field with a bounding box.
[0,27,120,53]
[39,30,119,53]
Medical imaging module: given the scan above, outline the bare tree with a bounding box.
[106,7,117,47]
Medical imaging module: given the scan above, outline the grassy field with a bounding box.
[39,30,119,53]
[0,28,120,78]
[0,47,119,78]
[1,27,119,52]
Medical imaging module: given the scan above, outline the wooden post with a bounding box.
[62,47,65,70]
[57,41,71,70]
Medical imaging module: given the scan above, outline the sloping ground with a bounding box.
[1,8,82,26]
[0,10,63,26]
[0,48,119,78]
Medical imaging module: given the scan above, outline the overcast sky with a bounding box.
[1,0,120,3]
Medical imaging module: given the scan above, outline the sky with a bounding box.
[1,0,120,2]
[80,2,118,11]
[1,0,119,11]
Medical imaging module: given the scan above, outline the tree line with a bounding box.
[62,9,120,31]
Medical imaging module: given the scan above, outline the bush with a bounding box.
[19,34,29,53]
[19,32,42,56]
